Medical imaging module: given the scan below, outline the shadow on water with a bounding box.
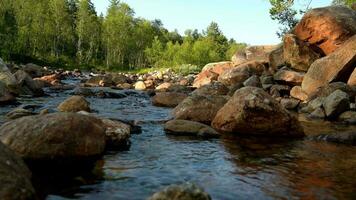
[1,82,356,200]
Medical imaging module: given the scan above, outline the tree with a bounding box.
[76,0,101,65]
[332,0,356,6]
[204,22,229,60]
[269,0,299,38]
[0,0,18,59]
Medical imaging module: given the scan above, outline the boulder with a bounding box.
[173,95,229,124]
[101,118,131,150]
[273,68,305,86]
[212,87,304,137]
[348,68,356,86]
[13,70,44,97]
[283,34,321,71]
[134,81,146,90]
[57,95,91,112]
[191,82,229,96]
[323,90,350,119]
[164,120,220,138]
[0,113,106,162]
[270,84,291,98]
[86,75,113,87]
[0,58,17,88]
[201,61,234,75]
[193,70,219,88]
[290,86,308,101]
[22,63,45,78]
[308,82,356,102]
[301,35,356,95]
[0,81,16,104]
[110,73,129,85]
[218,61,266,86]
[309,107,326,119]
[34,74,61,86]
[152,92,188,108]
[243,75,262,87]
[294,6,356,55]
[339,111,356,124]
[155,82,173,91]
[232,45,279,65]
[268,44,285,72]
[0,142,36,200]
[280,98,300,110]
[148,183,211,200]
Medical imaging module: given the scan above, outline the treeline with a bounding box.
[0,0,246,71]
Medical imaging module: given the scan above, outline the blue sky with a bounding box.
[92,0,332,45]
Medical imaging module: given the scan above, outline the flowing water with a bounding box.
[1,78,356,200]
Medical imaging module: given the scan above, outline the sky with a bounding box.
[92,0,332,45]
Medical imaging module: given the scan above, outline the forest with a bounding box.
[0,0,246,72]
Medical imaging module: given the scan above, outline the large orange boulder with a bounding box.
[294,6,356,55]
[301,35,356,95]
[193,62,234,88]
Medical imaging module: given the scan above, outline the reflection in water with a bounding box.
[0,82,355,200]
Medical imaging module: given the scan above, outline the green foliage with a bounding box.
[269,0,299,38]
[332,0,356,6]
[0,0,245,72]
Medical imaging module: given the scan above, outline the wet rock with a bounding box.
[310,132,356,146]
[0,58,17,88]
[0,113,106,164]
[309,107,326,119]
[218,61,266,86]
[243,75,261,87]
[323,90,350,119]
[0,141,36,200]
[22,63,45,78]
[134,81,146,90]
[339,111,356,124]
[280,98,300,110]
[294,6,356,55]
[273,68,304,86]
[164,120,220,138]
[14,70,44,97]
[191,82,229,96]
[34,74,61,86]
[86,75,113,87]
[193,70,219,88]
[58,95,91,112]
[301,35,356,95]
[152,92,188,108]
[212,87,304,137]
[101,118,131,150]
[6,108,35,120]
[111,73,129,85]
[290,86,308,101]
[173,95,229,124]
[72,87,95,97]
[283,34,321,71]
[148,183,212,200]
[0,81,16,105]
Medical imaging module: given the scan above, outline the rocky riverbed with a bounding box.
[1,5,356,200]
